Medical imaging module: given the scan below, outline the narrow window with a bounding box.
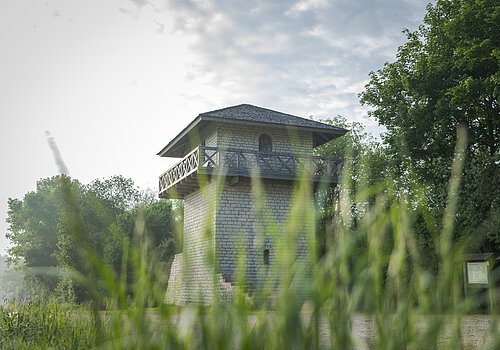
[263,249,270,266]
[259,134,272,153]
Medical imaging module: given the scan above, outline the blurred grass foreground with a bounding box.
[2,126,500,349]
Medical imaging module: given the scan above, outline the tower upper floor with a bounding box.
[157,104,348,198]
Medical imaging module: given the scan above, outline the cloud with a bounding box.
[234,33,289,54]
[156,0,428,132]
[305,25,337,47]
[285,0,329,16]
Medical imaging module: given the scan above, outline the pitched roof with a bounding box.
[158,104,348,157]
[199,104,346,132]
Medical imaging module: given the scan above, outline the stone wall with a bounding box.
[164,253,185,304]
[165,122,317,304]
[201,123,217,148]
[165,251,236,305]
[180,181,217,304]
[181,122,313,156]
[216,123,313,156]
[215,177,315,293]
[165,175,316,304]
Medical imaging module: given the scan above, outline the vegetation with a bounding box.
[5,175,179,302]
[360,0,500,256]
[1,0,499,348]
[0,302,97,349]
[314,116,388,257]
[2,127,498,349]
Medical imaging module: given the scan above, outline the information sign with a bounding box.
[467,262,489,284]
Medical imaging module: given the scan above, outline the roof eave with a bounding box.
[312,129,349,148]
[202,115,347,134]
[157,115,203,157]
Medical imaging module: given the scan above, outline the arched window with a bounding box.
[259,134,273,153]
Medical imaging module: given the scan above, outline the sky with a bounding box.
[0,0,430,254]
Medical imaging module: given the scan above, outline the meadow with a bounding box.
[2,131,500,350]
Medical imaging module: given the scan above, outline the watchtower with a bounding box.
[159,104,347,304]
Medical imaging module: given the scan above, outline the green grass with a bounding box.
[0,301,97,349]
[3,129,500,349]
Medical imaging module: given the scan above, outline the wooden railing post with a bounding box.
[197,146,201,169]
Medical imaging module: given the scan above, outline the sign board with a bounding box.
[467,261,489,284]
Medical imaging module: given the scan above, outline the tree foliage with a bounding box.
[5,175,179,302]
[314,117,388,257]
[316,116,388,191]
[360,0,500,253]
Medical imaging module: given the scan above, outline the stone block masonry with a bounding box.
[217,124,313,156]
[165,175,316,304]
[216,178,314,290]
[177,181,217,304]
[164,253,184,304]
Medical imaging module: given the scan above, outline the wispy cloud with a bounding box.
[285,0,329,16]
[235,33,289,54]
[151,0,428,128]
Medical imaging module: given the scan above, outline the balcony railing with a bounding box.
[159,146,342,198]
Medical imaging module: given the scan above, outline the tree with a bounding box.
[5,175,179,302]
[5,176,85,293]
[111,200,178,269]
[316,116,388,190]
[6,177,71,267]
[360,0,500,253]
[87,175,149,211]
[314,117,389,257]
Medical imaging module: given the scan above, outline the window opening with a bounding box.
[263,249,270,266]
[259,134,273,152]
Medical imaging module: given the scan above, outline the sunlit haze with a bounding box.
[0,0,429,254]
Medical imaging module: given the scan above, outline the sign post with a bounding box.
[463,253,494,312]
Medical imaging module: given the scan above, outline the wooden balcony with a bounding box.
[159,146,342,198]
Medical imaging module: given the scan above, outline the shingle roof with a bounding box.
[158,104,348,157]
[199,104,346,132]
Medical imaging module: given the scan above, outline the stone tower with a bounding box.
[159,104,347,304]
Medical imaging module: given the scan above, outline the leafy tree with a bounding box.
[6,177,76,267]
[5,175,178,302]
[314,117,389,257]
[360,0,500,253]
[87,175,150,212]
[6,177,83,293]
[316,116,388,190]
[116,200,178,265]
